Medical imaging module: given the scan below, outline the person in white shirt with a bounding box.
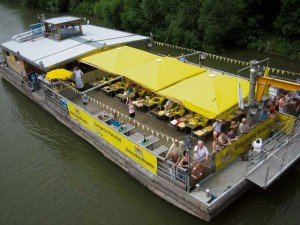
[250,138,263,163]
[238,118,250,135]
[194,141,209,162]
[74,67,84,91]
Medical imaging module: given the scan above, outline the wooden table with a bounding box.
[193,125,213,141]
[102,86,117,96]
[128,132,144,143]
[132,100,144,110]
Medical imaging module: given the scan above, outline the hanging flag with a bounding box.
[264,65,270,96]
[264,66,270,77]
[238,81,244,110]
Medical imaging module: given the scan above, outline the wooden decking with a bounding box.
[63,88,213,154]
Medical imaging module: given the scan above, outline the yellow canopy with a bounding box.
[45,69,73,81]
[80,46,158,74]
[158,72,249,119]
[118,57,206,91]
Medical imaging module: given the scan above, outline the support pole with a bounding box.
[247,60,260,125]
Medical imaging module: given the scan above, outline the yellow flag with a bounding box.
[264,66,270,96]
[264,66,270,77]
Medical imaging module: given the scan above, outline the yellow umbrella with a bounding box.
[80,46,158,74]
[45,69,73,81]
[158,72,249,119]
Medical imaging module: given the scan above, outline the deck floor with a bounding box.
[66,88,211,153]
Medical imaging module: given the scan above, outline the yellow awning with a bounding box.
[45,68,73,81]
[118,57,206,91]
[80,46,158,74]
[158,72,249,119]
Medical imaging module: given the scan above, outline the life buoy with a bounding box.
[191,163,205,181]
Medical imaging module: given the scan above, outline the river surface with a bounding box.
[0,1,300,225]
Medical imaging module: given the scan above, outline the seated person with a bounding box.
[227,129,238,141]
[194,141,209,162]
[218,131,231,147]
[164,139,185,165]
[109,112,122,127]
[164,99,173,111]
[178,151,188,169]
[212,137,222,152]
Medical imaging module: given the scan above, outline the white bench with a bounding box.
[153,145,168,155]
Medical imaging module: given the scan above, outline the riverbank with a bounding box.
[16,0,300,62]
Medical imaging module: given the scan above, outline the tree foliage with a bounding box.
[21,0,299,60]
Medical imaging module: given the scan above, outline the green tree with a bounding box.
[274,0,300,38]
[198,0,246,52]
[94,0,124,28]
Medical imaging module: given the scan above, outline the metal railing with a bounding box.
[246,116,300,188]
[39,81,69,113]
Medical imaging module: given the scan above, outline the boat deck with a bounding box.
[65,88,208,150]
[60,87,249,204]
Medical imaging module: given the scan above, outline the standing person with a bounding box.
[29,72,38,92]
[212,137,222,152]
[277,95,286,113]
[250,138,263,163]
[238,118,250,135]
[164,139,185,163]
[127,99,136,122]
[194,141,209,162]
[212,118,223,139]
[74,67,84,91]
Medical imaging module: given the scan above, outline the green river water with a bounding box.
[0,1,299,225]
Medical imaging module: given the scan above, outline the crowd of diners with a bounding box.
[161,88,300,176]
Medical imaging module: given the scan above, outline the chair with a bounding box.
[171,106,186,117]
[188,115,208,128]
[149,96,165,106]
[137,89,146,98]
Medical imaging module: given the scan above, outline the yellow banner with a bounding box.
[215,115,277,170]
[277,113,295,135]
[68,102,158,174]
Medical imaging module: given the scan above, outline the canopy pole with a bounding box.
[82,75,123,94]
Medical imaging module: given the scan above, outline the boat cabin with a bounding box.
[44,16,83,40]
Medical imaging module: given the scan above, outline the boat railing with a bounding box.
[39,81,69,114]
[246,115,298,173]
[246,115,300,188]
[57,81,176,147]
[156,155,187,190]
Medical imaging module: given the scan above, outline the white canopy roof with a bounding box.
[1,24,149,71]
